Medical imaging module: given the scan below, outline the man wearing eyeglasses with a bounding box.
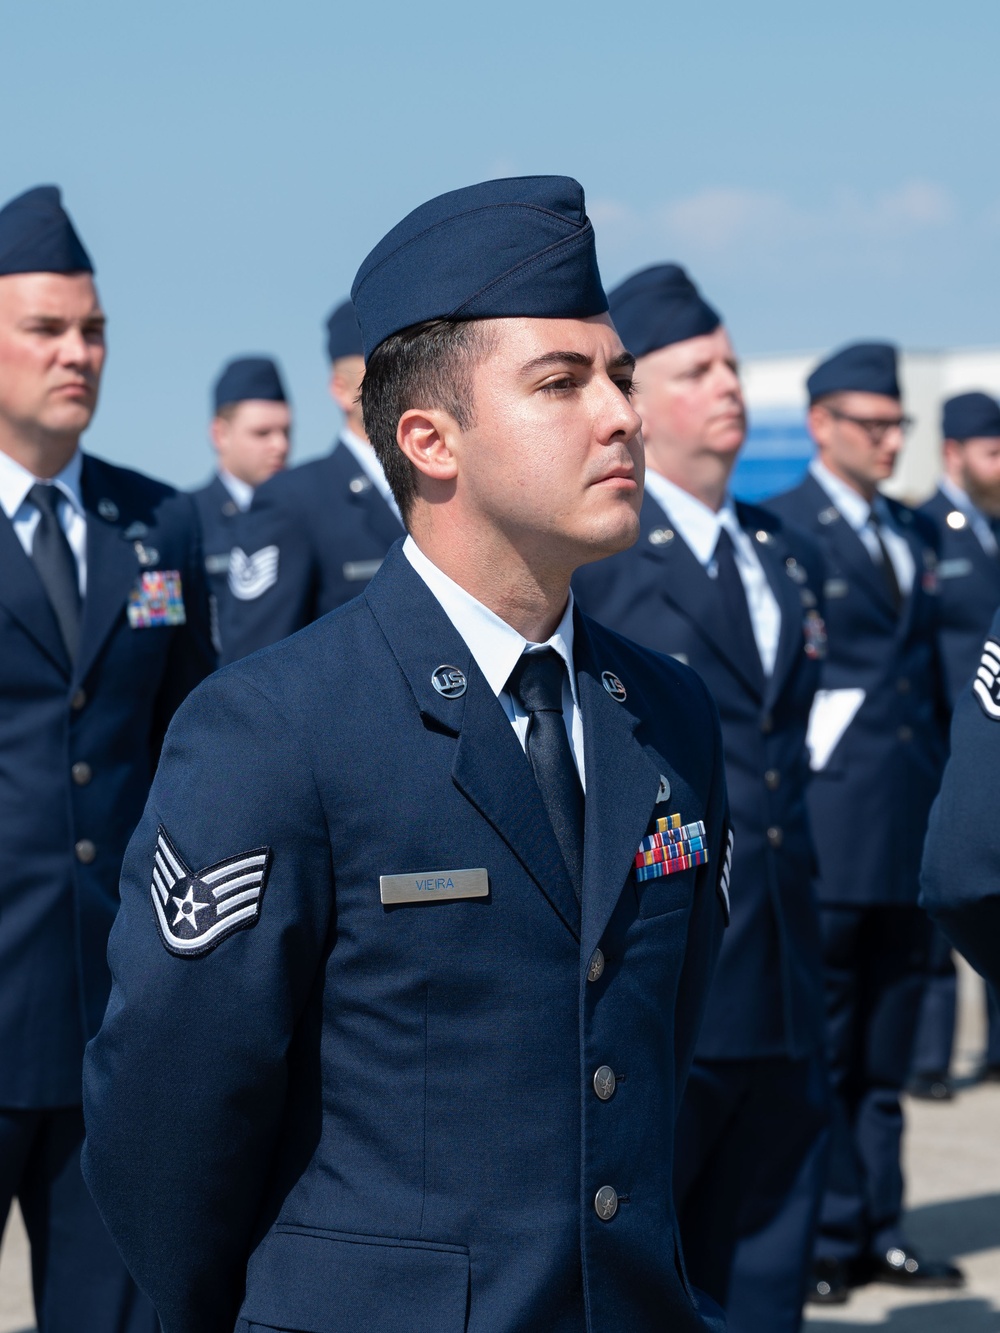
[768,343,957,1305]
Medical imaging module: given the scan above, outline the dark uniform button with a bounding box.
[70,689,87,711]
[593,1066,617,1100]
[71,762,92,786]
[898,726,913,742]
[587,949,605,983]
[75,839,97,864]
[767,826,783,849]
[594,1186,618,1220]
[760,713,774,734]
[897,677,911,693]
[764,769,780,791]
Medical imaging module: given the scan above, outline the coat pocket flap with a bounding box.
[241,1226,469,1333]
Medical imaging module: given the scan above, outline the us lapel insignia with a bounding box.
[127,571,186,628]
[601,670,627,702]
[634,812,708,882]
[151,826,272,957]
[803,609,827,660]
[229,545,279,600]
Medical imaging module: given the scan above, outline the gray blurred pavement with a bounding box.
[1,961,998,1332]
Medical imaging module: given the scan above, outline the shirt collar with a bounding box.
[643,468,737,566]
[402,534,578,705]
[0,446,84,521]
[810,459,877,532]
[218,468,255,511]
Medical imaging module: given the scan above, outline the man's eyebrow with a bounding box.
[519,349,636,376]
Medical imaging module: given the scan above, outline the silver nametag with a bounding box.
[344,558,384,582]
[380,867,489,905]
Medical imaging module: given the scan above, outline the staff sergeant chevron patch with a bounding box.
[228,545,279,600]
[150,826,272,957]
[973,638,1000,720]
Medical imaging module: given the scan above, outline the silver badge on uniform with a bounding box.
[229,545,279,600]
[602,671,627,702]
[656,774,671,804]
[431,665,467,698]
[97,498,119,521]
[974,639,1000,721]
[380,867,488,904]
[150,826,272,957]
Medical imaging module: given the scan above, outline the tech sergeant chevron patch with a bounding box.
[150,826,272,957]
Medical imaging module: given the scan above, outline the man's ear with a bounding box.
[397,407,460,482]
[808,403,832,450]
[209,416,228,457]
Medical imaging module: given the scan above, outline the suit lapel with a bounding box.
[0,509,71,676]
[76,459,142,684]
[748,518,806,709]
[364,547,580,938]
[638,496,765,697]
[574,615,662,958]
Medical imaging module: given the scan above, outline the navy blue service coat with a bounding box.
[768,473,948,905]
[83,544,730,1333]
[919,487,1000,708]
[190,473,242,605]
[921,606,1000,992]
[575,496,825,1061]
[0,454,214,1107]
[219,441,404,662]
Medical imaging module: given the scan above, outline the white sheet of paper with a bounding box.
[806,688,866,771]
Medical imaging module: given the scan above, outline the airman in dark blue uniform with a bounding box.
[190,355,291,650]
[0,186,214,1331]
[83,175,734,1333]
[910,391,1000,1095]
[219,300,403,662]
[574,264,829,1333]
[767,343,959,1302]
[921,604,1000,994]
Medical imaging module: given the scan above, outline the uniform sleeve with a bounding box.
[82,667,333,1333]
[218,479,317,664]
[920,613,1000,993]
[672,672,731,1098]
[151,494,216,761]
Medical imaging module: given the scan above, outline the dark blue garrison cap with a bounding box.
[807,341,900,403]
[351,176,607,358]
[609,264,721,358]
[213,357,288,412]
[943,391,1000,441]
[0,185,93,276]
[325,300,364,362]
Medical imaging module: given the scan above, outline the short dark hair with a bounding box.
[361,319,494,523]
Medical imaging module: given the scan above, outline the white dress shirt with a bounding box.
[0,447,87,594]
[939,475,998,556]
[643,469,781,675]
[218,469,254,512]
[403,535,585,790]
[340,428,402,524]
[810,460,915,594]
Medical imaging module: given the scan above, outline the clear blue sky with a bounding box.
[4,0,998,487]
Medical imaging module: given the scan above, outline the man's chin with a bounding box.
[574,514,641,567]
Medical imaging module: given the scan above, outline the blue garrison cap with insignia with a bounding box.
[807,341,900,403]
[213,357,288,412]
[0,185,93,277]
[325,300,364,362]
[351,176,608,358]
[942,391,1000,442]
[608,264,721,358]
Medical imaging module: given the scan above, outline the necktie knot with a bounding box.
[28,482,61,517]
[507,648,567,715]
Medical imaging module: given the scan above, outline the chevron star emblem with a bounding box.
[228,545,279,600]
[974,638,1000,721]
[150,826,272,957]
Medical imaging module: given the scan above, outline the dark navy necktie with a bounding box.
[867,509,903,613]
[713,527,764,690]
[507,648,584,901]
[28,483,81,660]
